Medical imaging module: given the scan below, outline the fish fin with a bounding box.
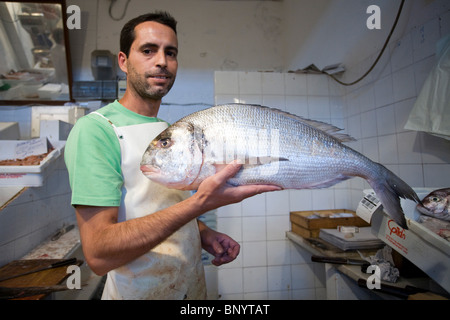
[217,103,356,143]
[368,165,421,230]
[296,117,357,141]
[297,119,356,142]
[329,133,357,143]
[232,104,356,142]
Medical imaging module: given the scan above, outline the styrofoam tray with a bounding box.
[0,141,65,186]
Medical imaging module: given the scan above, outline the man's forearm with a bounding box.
[76,195,207,275]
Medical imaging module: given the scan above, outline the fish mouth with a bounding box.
[140,165,160,176]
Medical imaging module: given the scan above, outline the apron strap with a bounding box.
[91,111,123,140]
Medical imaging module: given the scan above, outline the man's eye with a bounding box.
[167,51,177,58]
[143,48,158,55]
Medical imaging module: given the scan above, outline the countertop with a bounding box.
[1,226,103,300]
[286,231,440,299]
[22,226,80,260]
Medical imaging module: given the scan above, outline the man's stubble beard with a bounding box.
[127,63,176,100]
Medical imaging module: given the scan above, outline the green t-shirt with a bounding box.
[64,100,166,207]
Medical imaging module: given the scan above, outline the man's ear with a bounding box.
[118,51,128,73]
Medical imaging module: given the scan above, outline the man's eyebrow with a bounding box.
[138,42,178,53]
[166,45,178,54]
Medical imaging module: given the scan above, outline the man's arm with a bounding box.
[76,162,281,275]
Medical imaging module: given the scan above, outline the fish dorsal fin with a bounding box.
[221,103,356,143]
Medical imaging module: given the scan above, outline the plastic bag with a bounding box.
[405,34,450,140]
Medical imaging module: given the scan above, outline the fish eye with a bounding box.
[432,197,439,202]
[157,138,172,148]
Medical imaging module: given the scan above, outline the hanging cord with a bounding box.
[327,0,405,86]
[109,0,131,21]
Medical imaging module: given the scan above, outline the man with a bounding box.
[65,12,280,300]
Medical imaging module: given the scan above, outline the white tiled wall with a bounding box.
[0,153,76,266]
[342,11,450,206]
[213,11,450,299]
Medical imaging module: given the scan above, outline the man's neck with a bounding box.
[119,91,161,118]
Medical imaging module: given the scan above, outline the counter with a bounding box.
[286,231,447,299]
[0,227,103,300]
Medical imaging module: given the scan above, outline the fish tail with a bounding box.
[367,165,420,230]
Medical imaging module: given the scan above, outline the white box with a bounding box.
[31,106,86,138]
[370,203,450,292]
[37,83,61,99]
[39,120,73,142]
[357,188,450,292]
[0,122,20,140]
[0,140,65,187]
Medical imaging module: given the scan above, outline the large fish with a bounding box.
[417,188,450,221]
[140,104,420,229]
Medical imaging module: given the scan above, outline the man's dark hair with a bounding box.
[120,11,177,57]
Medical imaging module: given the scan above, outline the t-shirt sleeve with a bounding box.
[64,115,123,207]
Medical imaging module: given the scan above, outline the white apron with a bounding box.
[92,112,206,300]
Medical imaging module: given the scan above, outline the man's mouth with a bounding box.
[150,75,170,79]
[147,72,172,81]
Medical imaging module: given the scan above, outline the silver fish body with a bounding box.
[417,188,450,221]
[141,104,420,229]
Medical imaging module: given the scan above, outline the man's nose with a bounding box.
[155,50,167,68]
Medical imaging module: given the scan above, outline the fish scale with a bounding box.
[141,103,420,229]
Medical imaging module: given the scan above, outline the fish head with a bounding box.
[140,121,204,190]
[416,188,450,220]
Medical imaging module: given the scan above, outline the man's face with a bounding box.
[124,21,178,100]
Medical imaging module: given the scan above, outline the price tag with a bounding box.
[356,191,383,223]
[14,137,51,159]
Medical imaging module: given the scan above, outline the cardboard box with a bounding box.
[371,210,450,292]
[290,209,370,238]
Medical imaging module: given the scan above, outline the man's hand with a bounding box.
[198,221,240,266]
[193,161,282,212]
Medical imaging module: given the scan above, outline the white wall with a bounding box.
[341,0,450,207]
[282,0,405,71]
[67,0,284,81]
[66,0,286,119]
[283,0,450,70]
